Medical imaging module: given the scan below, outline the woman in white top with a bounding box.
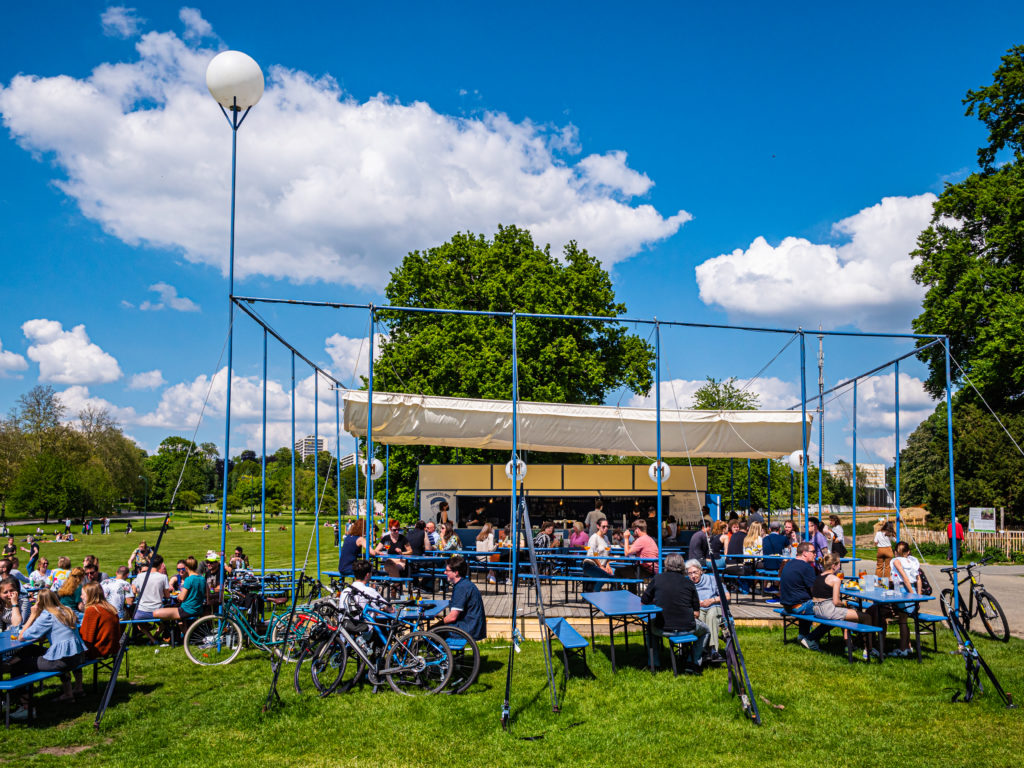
[873,521,895,578]
[582,520,612,592]
[828,515,847,557]
[475,523,497,584]
[887,540,922,657]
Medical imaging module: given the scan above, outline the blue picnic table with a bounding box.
[582,590,662,673]
[841,585,935,661]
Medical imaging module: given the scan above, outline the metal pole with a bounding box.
[218,101,242,608]
[789,469,794,520]
[336,388,342,548]
[852,378,858,574]
[367,308,376,534]
[746,459,751,512]
[354,437,360,527]
[290,352,296,581]
[766,459,772,518]
[314,372,321,581]
[894,360,902,541]
[945,338,960,615]
[261,328,267,587]
[817,332,824,521]
[384,445,390,531]
[654,321,663,571]
[800,332,809,539]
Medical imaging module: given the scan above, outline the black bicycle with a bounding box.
[939,558,1010,642]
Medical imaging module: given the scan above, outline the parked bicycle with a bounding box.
[937,586,1013,706]
[939,557,1010,642]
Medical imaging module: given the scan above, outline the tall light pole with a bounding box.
[138,475,149,531]
[206,50,264,601]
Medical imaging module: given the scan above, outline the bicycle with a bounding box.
[938,558,1010,642]
[183,578,324,666]
[937,587,1014,706]
[300,600,453,696]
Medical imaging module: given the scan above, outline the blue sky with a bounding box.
[1,2,1020,469]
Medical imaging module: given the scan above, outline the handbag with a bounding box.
[919,569,933,596]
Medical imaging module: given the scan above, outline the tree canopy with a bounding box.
[690,377,760,410]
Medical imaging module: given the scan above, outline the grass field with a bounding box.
[0,622,1021,767]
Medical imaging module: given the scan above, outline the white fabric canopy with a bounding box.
[343,391,812,459]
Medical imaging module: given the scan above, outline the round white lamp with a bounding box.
[648,461,671,483]
[362,457,384,480]
[504,458,527,484]
[788,450,805,473]
[206,50,265,110]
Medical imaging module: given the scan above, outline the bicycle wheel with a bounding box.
[292,624,333,693]
[429,626,480,694]
[270,609,322,662]
[184,615,244,666]
[310,634,357,695]
[940,588,971,632]
[976,590,1010,642]
[385,630,452,696]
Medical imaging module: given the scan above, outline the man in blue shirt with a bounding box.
[779,542,827,650]
[442,555,486,640]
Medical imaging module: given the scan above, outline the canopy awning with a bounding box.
[343,391,812,459]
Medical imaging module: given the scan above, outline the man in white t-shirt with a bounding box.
[582,520,613,592]
[132,555,170,621]
[102,566,135,618]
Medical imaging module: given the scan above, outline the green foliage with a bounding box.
[964,44,1024,171]
[691,376,760,410]
[372,226,656,517]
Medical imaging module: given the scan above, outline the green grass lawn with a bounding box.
[1,621,1022,767]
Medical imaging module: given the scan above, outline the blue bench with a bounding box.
[1,656,114,728]
[660,632,699,676]
[542,617,589,677]
[774,608,884,662]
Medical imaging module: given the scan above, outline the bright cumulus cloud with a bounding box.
[129,369,167,390]
[0,11,690,291]
[628,376,798,410]
[139,282,200,312]
[695,194,936,331]
[22,319,122,384]
[324,333,385,387]
[0,337,28,378]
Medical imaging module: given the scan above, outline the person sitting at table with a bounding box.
[687,519,712,565]
[129,540,152,575]
[14,587,87,701]
[6,556,29,586]
[229,547,250,571]
[50,556,72,591]
[438,521,460,551]
[0,576,24,631]
[813,552,876,627]
[102,566,134,619]
[169,560,188,593]
[779,542,829,651]
[132,555,170,622]
[808,518,831,560]
[533,521,557,550]
[441,555,486,641]
[57,567,85,615]
[641,554,709,674]
[616,520,659,588]
[709,520,728,569]
[425,520,440,550]
[338,519,367,577]
[29,557,53,589]
[568,521,589,549]
[83,558,107,586]
[583,519,613,592]
[407,520,434,592]
[154,556,207,625]
[475,522,498,584]
[373,521,412,599]
[887,541,923,658]
[762,521,788,560]
[79,582,120,660]
[685,559,726,662]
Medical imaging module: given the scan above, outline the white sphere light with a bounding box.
[206,50,265,109]
[504,458,527,483]
[788,450,805,473]
[648,461,671,483]
[362,458,384,480]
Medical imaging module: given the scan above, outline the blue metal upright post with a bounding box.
[260,328,267,588]
[746,459,751,512]
[366,308,376,535]
[336,389,342,547]
[766,459,772,519]
[852,379,858,571]
[654,321,663,570]
[818,392,824,523]
[894,361,902,540]
[800,332,810,539]
[510,313,520,575]
[290,352,296,581]
[314,372,321,581]
[945,339,960,615]
[354,437,360,528]
[730,459,734,514]
[384,444,390,531]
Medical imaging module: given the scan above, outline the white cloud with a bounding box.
[57,385,137,425]
[179,7,214,41]
[0,337,28,378]
[101,6,145,39]
[0,21,690,291]
[138,282,200,312]
[22,319,122,384]
[627,376,797,410]
[129,369,166,389]
[841,371,934,432]
[695,194,936,331]
[324,333,385,386]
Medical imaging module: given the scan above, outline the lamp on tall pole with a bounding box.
[138,475,149,532]
[206,50,264,601]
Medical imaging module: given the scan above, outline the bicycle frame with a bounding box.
[938,590,1014,707]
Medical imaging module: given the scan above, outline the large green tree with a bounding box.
[371,225,655,518]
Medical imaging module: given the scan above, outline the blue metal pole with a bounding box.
[894,360,902,541]
[818,393,824,523]
[336,389,342,548]
[384,444,390,531]
[290,352,296,581]
[945,339,960,615]
[766,459,772,518]
[367,308,376,537]
[852,378,858,574]
[260,328,267,589]
[730,459,734,514]
[746,459,751,512]
[354,437,360,528]
[800,332,810,539]
[654,321,663,571]
[510,313,520,587]
[218,102,241,612]
[314,372,321,581]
